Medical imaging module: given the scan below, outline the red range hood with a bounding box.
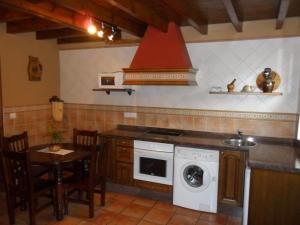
[123,22,198,85]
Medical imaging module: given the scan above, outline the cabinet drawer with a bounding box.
[116,138,133,147]
[116,146,133,163]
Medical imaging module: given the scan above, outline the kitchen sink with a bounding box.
[223,137,256,148]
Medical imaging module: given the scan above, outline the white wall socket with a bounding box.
[124,112,137,118]
[9,113,16,119]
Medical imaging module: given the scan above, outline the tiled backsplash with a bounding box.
[62,104,297,140]
[3,105,54,146]
[3,103,297,144]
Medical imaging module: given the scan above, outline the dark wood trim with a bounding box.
[53,0,147,37]
[162,0,208,35]
[103,0,168,32]
[221,0,243,32]
[57,31,121,44]
[0,8,32,22]
[36,28,86,40]
[0,0,98,32]
[0,59,3,150]
[276,0,290,29]
[7,18,64,33]
[0,59,4,191]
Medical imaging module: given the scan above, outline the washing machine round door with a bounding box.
[183,165,204,187]
[181,163,210,192]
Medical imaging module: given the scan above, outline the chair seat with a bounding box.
[33,177,55,193]
[32,165,49,178]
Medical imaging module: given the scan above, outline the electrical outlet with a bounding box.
[124,112,137,118]
[9,113,16,119]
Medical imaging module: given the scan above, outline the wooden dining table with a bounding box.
[30,143,91,221]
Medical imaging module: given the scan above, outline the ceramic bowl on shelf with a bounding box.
[241,85,256,93]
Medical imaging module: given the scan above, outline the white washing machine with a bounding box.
[173,146,219,213]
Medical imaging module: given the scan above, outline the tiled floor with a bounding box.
[0,192,242,225]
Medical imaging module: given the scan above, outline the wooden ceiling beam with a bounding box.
[0,0,96,32]
[102,0,168,32]
[276,0,290,29]
[221,0,243,32]
[0,8,33,22]
[52,0,146,37]
[57,30,121,44]
[36,28,86,40]
[7,18,64,33]
[162,0,207,35]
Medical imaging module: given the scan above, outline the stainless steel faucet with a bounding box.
[237,130,243,140]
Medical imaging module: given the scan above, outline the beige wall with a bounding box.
[0,24,60,107]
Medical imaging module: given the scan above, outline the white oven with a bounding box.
[134,140,174,185]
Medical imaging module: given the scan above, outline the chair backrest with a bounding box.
[73,129,97,150]
[0,150,33,195]
[3,132,29,152]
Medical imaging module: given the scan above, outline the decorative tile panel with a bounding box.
[60,37,300,113]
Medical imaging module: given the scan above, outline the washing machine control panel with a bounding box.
[175,147,219,162]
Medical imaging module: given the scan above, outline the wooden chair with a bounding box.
[64,129,106,218]
[73,128,98,150]
[3,132,50,208]
[0,150,55,225]
[4,131,29,152]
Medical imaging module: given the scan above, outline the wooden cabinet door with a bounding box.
[116,146,133,163]
[218,150,245,206]
[248,169,300,225]
[116,162,133,185]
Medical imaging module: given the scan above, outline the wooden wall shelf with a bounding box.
[93,88,135,95]
[209,91,283,96]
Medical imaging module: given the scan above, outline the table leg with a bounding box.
[53,163,64,221]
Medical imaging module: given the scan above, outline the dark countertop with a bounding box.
[101,125,300,174]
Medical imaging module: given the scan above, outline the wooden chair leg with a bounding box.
[6,194,16,225]
[101,180,106,206]
[52,188,56,216]
[64,189,69,215]
[89,190,94,218]
[28,197,36,225]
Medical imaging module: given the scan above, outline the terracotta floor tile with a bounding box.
[51,216,82,225]
[198,213,228,225]
[106,192,118,200]
[104,200,130,213]
[108,214,140,225]
[0,191,241,225]
[143,208,174,225]
[121,203,149,218]
[133,197,156,208]
[114,193,136,203]
[153,202,177,212]
[91,210,117,225]
[138,221,160,225]
[175,207,201,220]
[196,221,213,225]
[167,214,198,225]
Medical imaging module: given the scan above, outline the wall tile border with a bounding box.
[64,103,298,122]
[3,104,51,113]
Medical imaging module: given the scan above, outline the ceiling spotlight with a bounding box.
[97,22,105,38]
[87,24,97,35]
[87,18,97,35]
[108,27,116,41]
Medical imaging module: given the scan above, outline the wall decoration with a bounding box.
[28,56,43,81]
